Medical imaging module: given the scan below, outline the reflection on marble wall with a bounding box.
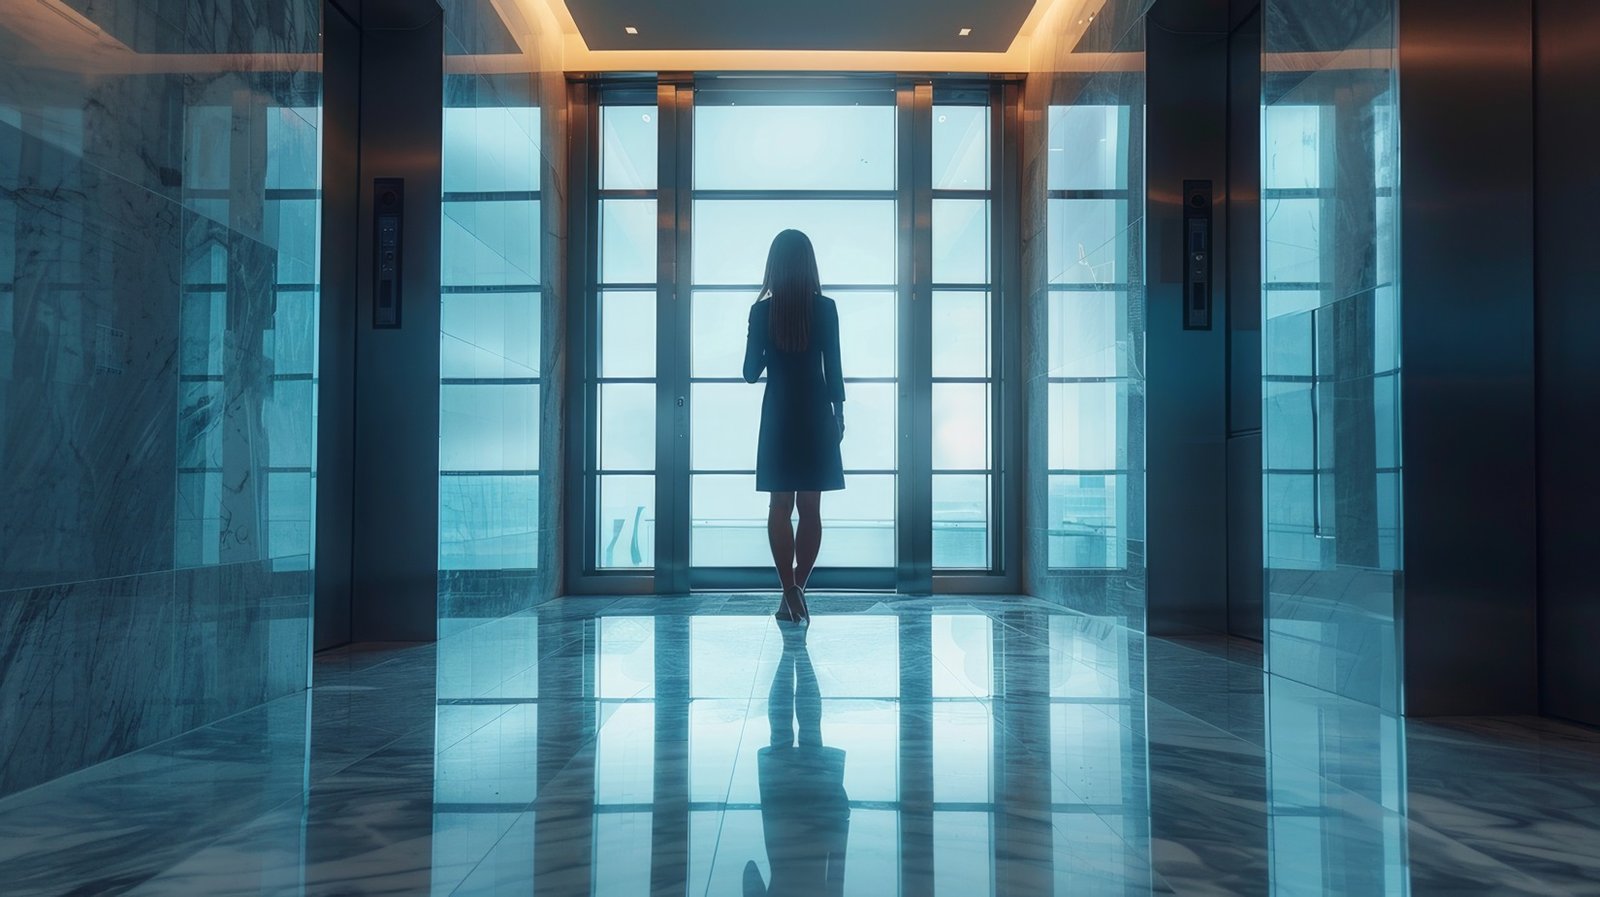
[1023,0,1152,627]
[436,0,567,622]
[1262,0,1402,713]
[0,0,319,795]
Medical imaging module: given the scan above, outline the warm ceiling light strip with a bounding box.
[506,0,1123,73]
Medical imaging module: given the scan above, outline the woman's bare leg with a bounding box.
[794,491,822,594]
[767,491,797,591]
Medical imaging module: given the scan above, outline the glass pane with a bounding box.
[1265,381,1316,470]
[933,105,989,189]
[1375,373,1399,470]
[692,200,895,286]
[932,383,989,470]
[932,702,992,802]
[598,475,655,568]
[1263,308,1314,377]
[1048,105,1126,191]
[599,383,655,470]
[1048,199,1127,284]
[694,104,894,190]
[1047,291,1124,378]
[602,104,657,189]
[1048,382,1121,470]
[1263,104,1322,190]
[932,199,989,284]
[597,616,655,697]
[601,291,656,378]
[266,470,313,560]
[833,290,896,379]
[601,199,656,284]
[440,383,539,471]
[933,614,993,697]
[443,106,539,193]
[439,474,538,569]
[932,291,989,378]
[1263,197,1322,284]
[691,291,754,379]
[593,813,653,895]
[441,292,539,379]
[934,812,994,896]
[816,475,895,567]
[264,380,314,467]
[840,382,896,471]
[442,200,539,287]
[1047,473,1124,568]
[690,382,762,471]
[596,702,654,802]
[933,474,989,569]
[691,474,768,567]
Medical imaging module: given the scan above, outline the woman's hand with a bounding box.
[834,406,846,441]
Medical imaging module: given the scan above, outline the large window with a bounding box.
[438,84,543,571]
[689,96,899,571]
[1044,104,1134,570]
[594,100,658,569]
[930,102,994,569]
[582,80,1012,589]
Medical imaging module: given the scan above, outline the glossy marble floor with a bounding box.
[2,595,1598,896]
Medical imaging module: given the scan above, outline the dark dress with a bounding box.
[743,295,846,493]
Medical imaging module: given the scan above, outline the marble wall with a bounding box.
[0,0,320,795]
[435,0,568,622]
[1022,0,1152,629]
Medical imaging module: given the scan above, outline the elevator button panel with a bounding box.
[374,178,403,329]
[1183,179,1213,331]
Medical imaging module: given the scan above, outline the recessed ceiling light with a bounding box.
[958,27,972,37]
[624,25,638,34]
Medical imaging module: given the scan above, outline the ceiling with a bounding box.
[562,0,1039,53]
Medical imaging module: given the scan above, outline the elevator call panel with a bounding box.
[1183,179,1213,331]
[374,178,403,329]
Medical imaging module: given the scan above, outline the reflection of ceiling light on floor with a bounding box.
[624,25,638,35]
[642,113,652,123]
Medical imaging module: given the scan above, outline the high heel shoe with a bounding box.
[795,585,811,625]
[775,585,807,625]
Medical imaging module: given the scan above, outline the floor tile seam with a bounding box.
[1145,695,1453,848]
[307,722,438,786]
[437,631,590,705]
[0,689,318,810]
[86,754,345,895]
[697,623,782,897]
[433,702,522,757]
[444,806,538,897]
[990,714,1154,855]
[1398,816,1573,891]
[1403,731,1600,769]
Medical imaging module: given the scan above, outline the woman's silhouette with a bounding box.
[742,624,849,897]
[743,229,846,625]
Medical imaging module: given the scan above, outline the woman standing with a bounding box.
[742,229,846,624]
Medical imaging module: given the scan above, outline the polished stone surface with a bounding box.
[1,595,1597,895]
[0,0,320,793]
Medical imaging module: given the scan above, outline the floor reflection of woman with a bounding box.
[743,624,849,897]
[743,229,847,625]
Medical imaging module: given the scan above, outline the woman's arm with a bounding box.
[743,303,766,383]
[823,300,846,438]
[822,299,845,404]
